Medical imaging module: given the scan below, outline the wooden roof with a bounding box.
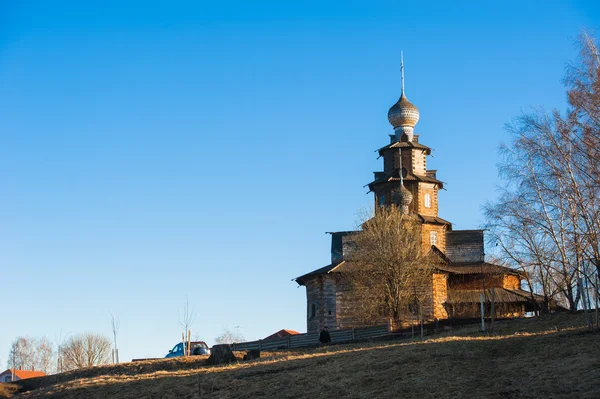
[418,214,452,226]
[294,261,346,286]
[376,141,431,155]
[431,245,452,264]
[446,288,543,304]
[367,174,445,190]
[436,262,524,277]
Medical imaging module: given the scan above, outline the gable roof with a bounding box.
[263,329,301,341]
[294,261,346,286]
[1,369,46,380]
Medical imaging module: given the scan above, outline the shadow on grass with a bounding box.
[15,325,600,399]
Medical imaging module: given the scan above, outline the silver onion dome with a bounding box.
[400,184,413,207]
[392,184,413,215]
[387,93,420,130]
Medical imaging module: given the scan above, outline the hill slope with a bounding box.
[3,313,600,398]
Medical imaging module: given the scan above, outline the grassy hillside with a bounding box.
[3,313,600,398]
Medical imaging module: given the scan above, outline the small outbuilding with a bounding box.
[0,368,46,383]
[263,329,300,341]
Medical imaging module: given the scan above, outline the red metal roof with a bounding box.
[263,329,301,341]
[3,369,46,380]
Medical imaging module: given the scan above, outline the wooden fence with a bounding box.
[229,317,494,352]
[231,324,391,351]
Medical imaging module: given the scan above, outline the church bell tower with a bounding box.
[367,55,451,251]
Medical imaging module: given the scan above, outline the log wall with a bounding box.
[416,182,439,217]
[305,275,338,333]
[503,275,521,290]
[421,223,447,252]
[432,273,449,319]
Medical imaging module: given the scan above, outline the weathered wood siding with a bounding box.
[448,274,504,290]
[399,147,427,176]
[401,148,413,175]
[412,149,428,176]
[335,282,389,330]
[445,230,484,263]
[330,231,352,264]
[383,149,397,175]
[307,270,440,331]
[305,275,338,333]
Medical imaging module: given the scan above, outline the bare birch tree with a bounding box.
[37,337,55,374]
[7,337,37,371]
[7,336,56,374]
[565,31,600,276]
[485,31,600,312]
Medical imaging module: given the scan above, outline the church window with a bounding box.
[379,195,385,206]
[310,304,316,318]
[424,193,431,208]
[430,231,438,245]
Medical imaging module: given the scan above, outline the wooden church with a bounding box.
[294,60,539,333]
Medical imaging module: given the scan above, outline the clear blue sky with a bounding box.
[1,0,598,364]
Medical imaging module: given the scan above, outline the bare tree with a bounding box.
[214,327,245,344]
[60,333,112,371]
[565,31,600,276]
[485,31,600,313]
[110,313,120,363]
[37,337,55,374]
[7,336,56,374]
[178,295,197,355]
[344,205,435,324]
[7,337,38,371]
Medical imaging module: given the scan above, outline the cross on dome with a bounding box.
[387,52,420,142]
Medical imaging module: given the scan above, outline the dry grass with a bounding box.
[0,384,18,399]
[4,313,600,398]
